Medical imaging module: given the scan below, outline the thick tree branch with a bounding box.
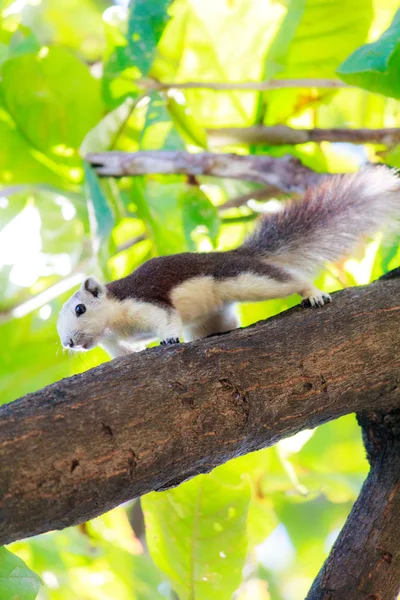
[0,276,399,546]
[86,151,324,189]
[207,125,400,147]
[307,409,400,600]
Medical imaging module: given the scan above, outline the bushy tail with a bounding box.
[241,165,400,275]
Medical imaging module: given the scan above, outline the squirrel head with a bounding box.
[57,276,109,351]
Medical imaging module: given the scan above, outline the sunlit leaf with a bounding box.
[263,0,374,122]
[143,466,251,600]
[139,92,184,150]
[167,94,207,148]
[102,45,142,109]
[0,104,69,187]
[338,9,400,99]
[0,547,41,600]
[1,46,104,157]
[80,96,140,155]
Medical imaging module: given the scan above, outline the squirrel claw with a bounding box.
[160,337,180,345]
[301,293,332,309]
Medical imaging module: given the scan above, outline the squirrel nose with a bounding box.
[67,338,74,348]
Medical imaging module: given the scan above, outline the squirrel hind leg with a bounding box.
[300,287,332,308]
[184,304,239,342]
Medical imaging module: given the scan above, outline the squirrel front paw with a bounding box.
[160,337,180,345]
[301,292,332,308]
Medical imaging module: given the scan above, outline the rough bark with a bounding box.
[207,125,400,148]
[307,409,400,600]
[0,276,399,547]
[86,150,324,189]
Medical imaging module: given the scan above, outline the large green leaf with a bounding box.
[337,9,400,99]
[266,0,373,79]
[1,46,103,157]
[143,466,251,600]
[263,0,374,122]
[0,104,69,187]
[0,547,41,600]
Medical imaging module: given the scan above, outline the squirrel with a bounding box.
[57,166,400,358]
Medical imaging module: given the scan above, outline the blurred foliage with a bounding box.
[338,8,400,100]
[0,0,399,599]
[0,547,42,600]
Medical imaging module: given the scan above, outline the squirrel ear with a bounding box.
[82,276,105,298]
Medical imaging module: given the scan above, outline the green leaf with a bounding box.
[139,92,207,150]
[99,545,164,600]
[337,9,400,99]
[0,105,69,187]
[84,164,114,274]
[102,45,142,109]
[140,92,184,151]
[132,178,188,255]
[1,46,104,157]
[127,0,172,75]
[275,496,351,579]
[167,95,207,149]
[143,466,251,600]
[80,96,139,155]
[263,0,374,122]
[180,184,220,250]
[266,0,373,79]
[0,547,41,600]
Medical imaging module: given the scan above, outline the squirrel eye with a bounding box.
[75,304,86,317]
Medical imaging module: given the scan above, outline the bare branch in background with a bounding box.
[207,125,400,147]
[139,77,350,92]
[86,151,325,189]
[116,234,147,254]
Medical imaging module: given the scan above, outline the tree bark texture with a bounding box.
[307,409,400,600]
[86,150,324,189]
[0,276,399,547]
